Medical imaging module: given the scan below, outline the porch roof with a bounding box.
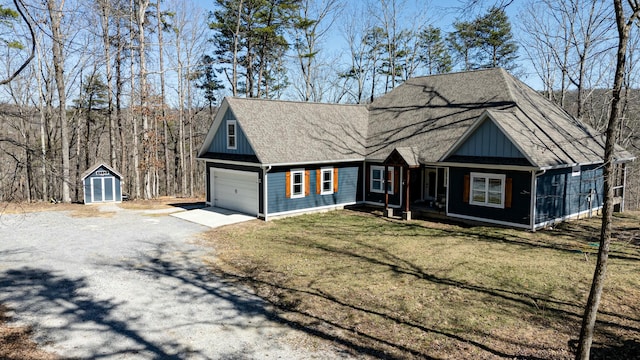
[384,147,421,168]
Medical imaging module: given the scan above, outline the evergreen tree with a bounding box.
[0,5,21,49]
[447,7,518,71]
[73,74,109,111]
[418,25,452,75]
[209,0,299,98]
[447,20,477,71]
[195,54,224,112]
[474,6,518,70]
[363,26,386,102]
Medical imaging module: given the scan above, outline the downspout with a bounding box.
[263,165,272,220]
[530,169,546,232]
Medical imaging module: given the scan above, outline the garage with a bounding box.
[211,168,258,216]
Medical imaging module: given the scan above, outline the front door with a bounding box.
[424,168,437,200]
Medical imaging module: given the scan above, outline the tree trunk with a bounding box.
[35,33,49,202]
[575,1,639,358]
[115,18,127,196]
[176,28,186,197]
[136,0,151,199]
[232,0,243,97]
[130,0,141,199]
[157,0,170,196]
[102,0,116,169]
[47,0,71,203]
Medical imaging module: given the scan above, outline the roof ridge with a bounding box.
[496,68,517,103]
[408,67,504,81]
[226,96,367,108]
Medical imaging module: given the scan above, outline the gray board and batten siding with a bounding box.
[448,167,532,227]
[535,165,604,226]
[266,164,361,216]
[207,108,256,156]
[452,118,528,160]
[82,164,123,204]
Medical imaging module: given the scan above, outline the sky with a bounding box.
[190,0,540,91]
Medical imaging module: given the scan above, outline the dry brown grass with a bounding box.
[0,202,116,218]
[0,196,203,215]
[0,202,80,214]
[117,196,203,210]
[202,209,640,359]
[0,305,58,360]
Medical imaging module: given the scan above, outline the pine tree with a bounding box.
[447,20,477,71]
[418,25,452,75]
[474,6,518,69]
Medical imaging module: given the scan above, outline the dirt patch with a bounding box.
[0,304,58,360]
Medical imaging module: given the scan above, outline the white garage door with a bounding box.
[211,168,258,216]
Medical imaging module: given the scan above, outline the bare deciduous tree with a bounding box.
[46,0,71,203]
[576,1,640,359]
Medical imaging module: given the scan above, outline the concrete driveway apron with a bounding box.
[170,206,255,228]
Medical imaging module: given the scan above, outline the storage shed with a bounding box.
[81,162,123,204]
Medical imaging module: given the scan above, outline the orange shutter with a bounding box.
[316,169,321,194]
[333,168,339,193]
[285,171,291,198]
[463,175,470,203]
[305,170,310,196]
[505,178,513,208]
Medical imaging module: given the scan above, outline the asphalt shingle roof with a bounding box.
[367,68,633,167]
[225,97,369,165]
[211,68,633,168]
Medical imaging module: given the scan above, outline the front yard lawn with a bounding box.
[202,209,640,359]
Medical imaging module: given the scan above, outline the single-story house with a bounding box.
[81,162,123,204]
[197,68,634,230]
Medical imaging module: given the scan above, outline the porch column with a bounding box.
[403,167,411,220]
[405,167,410,213]
[384,165,391,217]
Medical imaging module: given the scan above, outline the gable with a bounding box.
[207,107,256,156]
[453,118,526,159]
[81,162,122,180]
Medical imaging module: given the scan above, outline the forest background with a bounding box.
[1,0,639,208]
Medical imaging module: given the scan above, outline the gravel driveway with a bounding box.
[0,205,350,359]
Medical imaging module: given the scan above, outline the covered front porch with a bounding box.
[383,148,448,220]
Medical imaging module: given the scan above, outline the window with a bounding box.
[321,168,333,195]
[470,172,505,208]
[227,120,237,149]
[290,169,305,198]
[370,165,394,194]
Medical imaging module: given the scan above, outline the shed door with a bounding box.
[212,169,258,216]
[91,176,115,202]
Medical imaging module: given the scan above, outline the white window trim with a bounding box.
[370,165,394,195]
[290,169,305,199]
[227,120,237,150]
[320,167,334,195]
[469,172,505,209]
